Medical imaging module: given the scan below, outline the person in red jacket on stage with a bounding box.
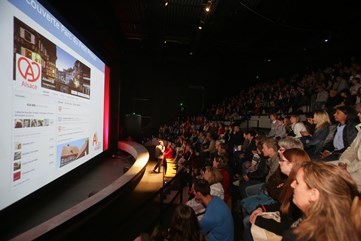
[163,142,174,174]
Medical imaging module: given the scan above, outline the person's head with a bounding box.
[254,134,266,146]
[217,142,228,155]
[243,128,256,140]
[313,110,331,129]
[351,77,360,85]
[278,148,311,176]
[316,83,325,92]
[291,161,361,241]
[278,148,311,213]
[290,114,301,124]
[213,155,227,170]
[283,116,291,126]
[262,138,278,157]
[233,125,240,132]
[276,117,284,126]
[192,179,211,197]
[203,166,223,185]
[278,136,304,151]
[292,161,358,213]
[168,204,201,241]
[206,132,214,141]
[159,140,164,146]
[329,89,338,97]
[339,88,351,98]
[269,113,277,121]
[334,105,357,124]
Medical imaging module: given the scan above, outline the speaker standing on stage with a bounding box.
[153,140,165,173]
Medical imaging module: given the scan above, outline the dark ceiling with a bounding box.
[40,0,361,100]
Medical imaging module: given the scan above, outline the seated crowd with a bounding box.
[136,57,361,241]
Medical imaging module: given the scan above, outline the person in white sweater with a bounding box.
[290,113,307,138]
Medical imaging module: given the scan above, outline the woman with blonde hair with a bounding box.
[289,114,306,138]
[213,155,231,204]
[186,166,224,220]
[282,161,361,241]
[301,110,331,158]
[202,166,224,199]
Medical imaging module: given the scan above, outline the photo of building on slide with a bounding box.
[57,138,89,167]
[13,17,91,99]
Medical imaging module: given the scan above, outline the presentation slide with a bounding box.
[0,0,109,211]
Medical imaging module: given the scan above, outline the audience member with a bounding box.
[334,88,356,108]
[273,117,286,140]
[283,116,292,136]
[282,161,361,241]
[301,110,331,158]
[237,138,268,199]
[165,204,205,241]
[289,114,306,138]
[241,137,279,199]
[303,112,316,136]
[233,129,257,177]
[333,103,361,191]
[324,89,342,117]
[332,75,349,94]
[193,179,234,241]
[213,155,231,205]
[350,77,361,96]
[312,83,328,111]
[267,113,278,138]
[199,132,217,165]
[203,166,224,200]
[320,105,358,161]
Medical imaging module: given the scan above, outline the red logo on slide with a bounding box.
[93,133,98,146]
[13,171,21,181]
[17,57,40,82]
